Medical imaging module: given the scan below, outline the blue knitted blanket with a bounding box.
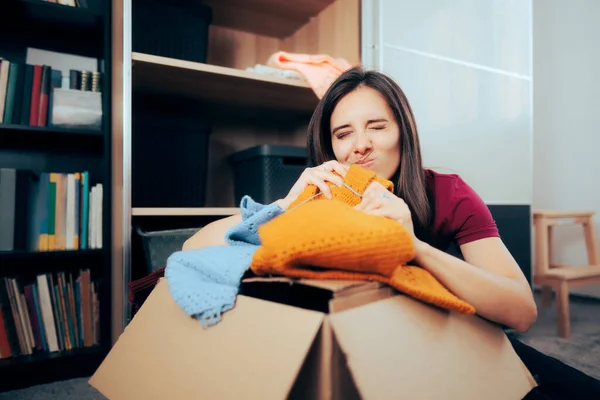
[164,196,284,326]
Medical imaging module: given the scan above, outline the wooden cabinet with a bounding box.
[117,0,363,326]
[130,0,360,214]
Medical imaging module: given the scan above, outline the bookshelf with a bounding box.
[122,0,361,309]
[0,0,112,392]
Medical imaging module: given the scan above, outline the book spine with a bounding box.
[0,169,16,251]
[0,60,10,124]
[29,65,42,126]
[20,65,34,125]
[3,62,19,124]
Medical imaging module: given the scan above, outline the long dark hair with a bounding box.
[307,66,431,237]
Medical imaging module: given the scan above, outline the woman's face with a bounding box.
[329,86,401,180]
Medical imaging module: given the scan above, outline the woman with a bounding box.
[185,66,536,331]
[183,67,600,398]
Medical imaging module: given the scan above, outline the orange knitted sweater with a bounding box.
[249,164,476,314]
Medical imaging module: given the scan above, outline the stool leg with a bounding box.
[583,217,599,266]
[534,218,551,277]
[556,280,571,338]
[541,286,553,307]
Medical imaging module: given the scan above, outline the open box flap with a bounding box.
[89,279,325,400]
[243,276,381,294]
[329,295,536,400]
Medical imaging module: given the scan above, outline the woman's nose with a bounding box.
[353,132,372,153]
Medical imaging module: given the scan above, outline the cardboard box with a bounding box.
[89,277,536,399]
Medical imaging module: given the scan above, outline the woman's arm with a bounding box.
[356,178,538,332]
[181,214,242,251]
[414,237,538,332]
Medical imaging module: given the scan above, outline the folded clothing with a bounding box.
[245,64,304,81]
[165,164,475,328]
[288,162,393,210]
[266,51,352,99]
[164,196,284,326]
[250,164,476,315]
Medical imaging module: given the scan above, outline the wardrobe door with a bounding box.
[362,0,533,282]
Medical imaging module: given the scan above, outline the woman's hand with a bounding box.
[354,181,422,248]
[355,181,414,232]
[276,160,348,209]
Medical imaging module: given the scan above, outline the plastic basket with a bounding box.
[229,145,308,205]
[136,226,200,273]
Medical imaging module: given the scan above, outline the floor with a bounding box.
[511,292,600,381]
[1,291,599,399]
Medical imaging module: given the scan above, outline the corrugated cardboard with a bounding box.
[89,277,536,400]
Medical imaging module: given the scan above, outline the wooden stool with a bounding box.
[533,210,600,338]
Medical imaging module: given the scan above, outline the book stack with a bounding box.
[0,268,100,358]
[0,58,104,128]
[0,58,62,127]
[0,168,103,252]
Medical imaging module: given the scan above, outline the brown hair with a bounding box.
[306,66,431,237]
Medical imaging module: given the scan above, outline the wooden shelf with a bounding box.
[204,0,335,38]
[0,345,106,392]
[0,124,104,151]
[132,52,318,113]
[0,248,103,261]
[1,249,105,278]
[0,344,102,369]
[132,207,240,217]
[0,124,103,136]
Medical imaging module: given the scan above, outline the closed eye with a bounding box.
[367,118,388,130]
[335,131,352,139]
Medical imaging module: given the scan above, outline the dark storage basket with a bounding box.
[132,0,212,63]
[136,226,201,273]
[230,145,308,205]
[132,114,211,208]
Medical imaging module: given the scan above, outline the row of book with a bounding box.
[0,58,60,127]
[0,269,100,358]
[0,57,104,127]
[0,168,103,252]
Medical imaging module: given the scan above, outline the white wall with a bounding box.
[533,0,600,298]
[362,0,533,205]
[361,0,600,297]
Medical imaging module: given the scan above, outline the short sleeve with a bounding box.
[451,177,500,246]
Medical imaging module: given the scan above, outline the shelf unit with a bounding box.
[132,207,240,217]
[121,0,361,316]
[0,0,112,392]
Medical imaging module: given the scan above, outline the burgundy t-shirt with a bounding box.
[421,169,500,252]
